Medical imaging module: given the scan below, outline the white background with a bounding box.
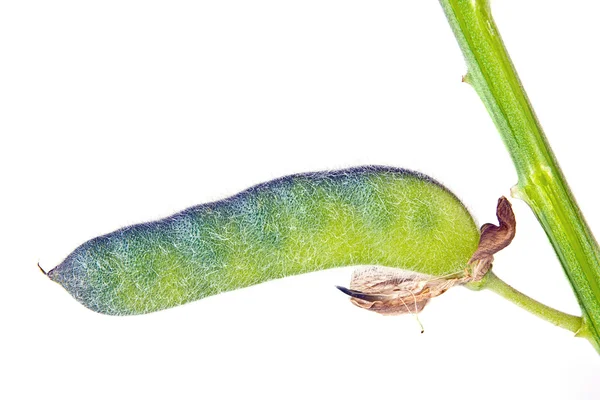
[1,0,600,398]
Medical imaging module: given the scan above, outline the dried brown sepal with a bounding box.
[337,266,459,316]
[338,197,517,317]
[336,285,430,315]
[468,196,516,279]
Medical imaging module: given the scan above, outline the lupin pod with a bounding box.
[46,166,480,315]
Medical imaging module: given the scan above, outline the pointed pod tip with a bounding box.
[37,261,48,276]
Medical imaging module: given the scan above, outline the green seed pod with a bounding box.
[46,166,480,315]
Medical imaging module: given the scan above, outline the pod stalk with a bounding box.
[481,272,583,335]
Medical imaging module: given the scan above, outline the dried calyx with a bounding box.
[337,197,516,316]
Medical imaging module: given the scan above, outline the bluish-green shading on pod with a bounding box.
[48,166,480,315]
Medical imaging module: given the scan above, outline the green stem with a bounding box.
[438,0,600,351]
[482,272,583,335]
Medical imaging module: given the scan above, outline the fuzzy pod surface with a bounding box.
[47,166,480,315]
